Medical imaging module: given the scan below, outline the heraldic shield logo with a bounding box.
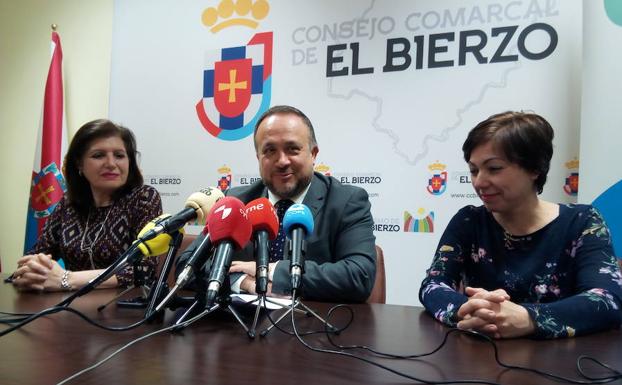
[196,32,273,141]
[564,172,579,196]
[30,162,66,218]
[217,165,233,191]
[427,162,447,195]
[563,159,579,196]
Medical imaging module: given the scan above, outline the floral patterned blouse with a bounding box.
[30,185,163,287]
[419,204,622,339]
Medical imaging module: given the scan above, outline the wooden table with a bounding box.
[1,282,621,385]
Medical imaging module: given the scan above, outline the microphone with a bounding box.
[283,204,314,291]
[172,224,211,290]
[245,198,279,294]
[101,214,175,274]
[58,216,177,306]
[153,224,212,314]
[140,187,224,241]
[131,214,176,260]
[204,197,252,308]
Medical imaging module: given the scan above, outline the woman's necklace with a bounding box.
[80,206,113,269]
[502,229,532,251]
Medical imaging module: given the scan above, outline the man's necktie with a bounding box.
[269,199,294,262]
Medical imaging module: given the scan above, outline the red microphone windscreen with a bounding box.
[201,222,209,235]
[245,198,279,240]
[206,196,252,250]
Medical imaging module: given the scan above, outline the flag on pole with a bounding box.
[23,30,68,254]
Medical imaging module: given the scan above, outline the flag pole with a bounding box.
[23,24,67,253]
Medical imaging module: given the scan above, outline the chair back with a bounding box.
[366,245,386,304]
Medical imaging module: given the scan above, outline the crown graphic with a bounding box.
[217,165,232,174]
[565,158,579,169]
[428,161,446,172]
[202,0,269,32]
[314,163,330,173]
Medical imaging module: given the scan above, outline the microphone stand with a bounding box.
[144,231,183,320]
[259,239,338,337]
[96,257,154,312]
[97,232,184,314]
[259,297,337,337]
[246,230,308,338]
[171,274,251,336]
[247,286,309,338]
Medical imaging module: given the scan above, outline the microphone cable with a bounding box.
[1,277,39,321]
[0,304,69,336]
[288,291,502,385]
[55,304,214,384]
[259,295,352,337]
[0,234,174,335]
[321,305,622,383]
[0,259,172,337]
[291,302,622,385]
[55,321,183,385]
[0,303,156,337]
[48,297,622,385]
[0,310,36,323]
[323,304,450,359]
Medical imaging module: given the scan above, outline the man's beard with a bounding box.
[265,171,312,199]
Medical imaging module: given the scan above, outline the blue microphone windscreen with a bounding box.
[283,203,314,237]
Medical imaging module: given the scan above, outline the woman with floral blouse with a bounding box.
[419,111,622,339]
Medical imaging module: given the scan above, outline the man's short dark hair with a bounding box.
[253,105,317,151]
[462,111,554,194]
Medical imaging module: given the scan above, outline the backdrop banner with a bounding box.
[110,0,583,305]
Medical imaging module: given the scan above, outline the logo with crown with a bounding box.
[427,161,448,196]
[404,208,435,233]
[314,163,331,176]
[563,158,579,196]
[196,1,273,141]
[217,165,233,191]
[202,0,270,33]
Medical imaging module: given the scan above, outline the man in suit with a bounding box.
[179,105,376,302]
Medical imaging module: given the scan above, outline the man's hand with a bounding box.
[457,287,535,339]
[231,261,289,299]
[239,275,257,294]
[229,261,257,276]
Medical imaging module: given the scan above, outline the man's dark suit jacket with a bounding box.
[177,172,377,303]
